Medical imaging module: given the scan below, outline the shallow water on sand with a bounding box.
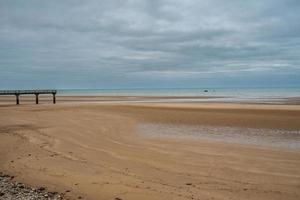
[138,124,300,149]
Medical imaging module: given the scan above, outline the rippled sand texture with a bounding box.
[0,102,300,200]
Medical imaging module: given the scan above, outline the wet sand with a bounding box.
[139,124,300,149]
[1,95,300,105]
[0,97,300,200]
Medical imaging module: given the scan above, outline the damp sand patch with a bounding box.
[138,123,300,150]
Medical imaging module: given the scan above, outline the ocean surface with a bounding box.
[58,87,300,98]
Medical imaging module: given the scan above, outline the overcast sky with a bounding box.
[0,0,300,89]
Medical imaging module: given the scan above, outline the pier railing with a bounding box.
[0,90,57,105]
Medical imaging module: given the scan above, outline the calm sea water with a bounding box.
[58,87,300,98]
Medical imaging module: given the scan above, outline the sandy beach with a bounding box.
[1,96,300,200]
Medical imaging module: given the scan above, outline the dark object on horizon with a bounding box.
[0,90,57,105]
[204,90,208,92]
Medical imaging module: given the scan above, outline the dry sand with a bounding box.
[0,96,300,200]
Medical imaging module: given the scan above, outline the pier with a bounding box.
[0,90,57,105]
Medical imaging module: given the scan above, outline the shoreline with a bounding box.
[0,95,300,105]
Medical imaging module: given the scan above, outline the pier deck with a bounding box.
[0,90,57,105]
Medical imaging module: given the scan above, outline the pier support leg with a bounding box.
[16,94,19,105]
[35,94,39,104]
[53,93,56,104]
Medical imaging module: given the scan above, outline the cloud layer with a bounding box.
[0,0,300,88]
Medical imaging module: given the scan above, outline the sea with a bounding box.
[58,87,300,98]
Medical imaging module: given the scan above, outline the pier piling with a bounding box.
[35,94,39,104]
[16,94,19,105]
[53,93,56,104]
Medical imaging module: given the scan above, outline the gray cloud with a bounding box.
[0,0,300,89]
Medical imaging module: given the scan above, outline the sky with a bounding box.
[0,0,300,89]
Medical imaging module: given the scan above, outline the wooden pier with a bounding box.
[0,90,57,105]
